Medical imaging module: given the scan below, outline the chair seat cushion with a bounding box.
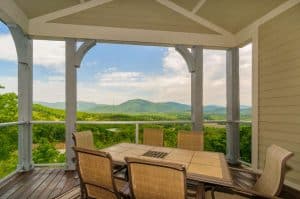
[87,184,118,199]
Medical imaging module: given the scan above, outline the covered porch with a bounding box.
[0,0,300,198]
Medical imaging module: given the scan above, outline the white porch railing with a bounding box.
[0,120,251,144]
[29,120,251,144]
[0,120,252,169]
[31,120,193,144]
[0,121,26,127]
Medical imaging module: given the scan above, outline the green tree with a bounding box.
[204,126,227,154]
[33,138,60,163]
[0,151,18,178]
[240,125,252,163]
[0,93,18,123]
[0,84,4,89]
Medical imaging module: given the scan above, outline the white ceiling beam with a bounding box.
[28,23,236,47]
[156,0,233,37]
[192,0,207,14]
[0,0,28,31]
[29,0,113,25]
[236,0,300,45]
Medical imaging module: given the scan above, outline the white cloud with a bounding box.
[0,76,65,102]
[33,40,65,73]
[203,50,227,106]
[81,48,191,104]
[97,71,144,87]
[0,34,65,73]
[47,75,64,82]
[163,48,188,74]
[0,40,252,106]
[37,46,251,106]
[0,76,18,94]
[239,44,252,106]
[33,79,65,102]
[0,34,17,61]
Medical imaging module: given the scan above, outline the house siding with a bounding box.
[258,4,300,186]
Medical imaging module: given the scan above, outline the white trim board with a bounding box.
[0,0,28,31]
[251,28,259,171]
[28,23,236,47]
[236,0,300,45]
[192,0,207,14]
[29,0,113,24]
[156,0,233,37]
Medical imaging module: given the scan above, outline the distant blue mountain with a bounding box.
[35,99,251,114]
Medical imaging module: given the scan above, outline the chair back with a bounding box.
[177,130,204,151]
[126,157,187,199]
[143,128,164,147]
[253,145,293,196]
[73,131,95,149]
[73,147,120,199]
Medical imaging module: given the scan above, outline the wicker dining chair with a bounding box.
[73,132,127,197]
[205,144,293,199]
[125,157,203,199]
[73,131,125,171]
[73,147,128,199]
[177,131,204,151]
[143,128,164,147]
[73,131,95,150]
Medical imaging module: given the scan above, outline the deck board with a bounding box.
[0,170,33,196]
[30,169,61,198]
[0,168,79,199]
[8,168,50,199]
[1,170,39,198]
[48,171,74,198]
[0,167,299,199]
[60,171,79,195]
[44,170,66,198]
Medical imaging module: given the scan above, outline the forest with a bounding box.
[0,92,251,179]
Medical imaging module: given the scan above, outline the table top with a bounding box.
[103,143,233,187]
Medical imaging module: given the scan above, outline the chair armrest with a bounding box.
[230,167,261,184]
[233,186,282,199]
[209,185,282,199]
[229,167,261,176]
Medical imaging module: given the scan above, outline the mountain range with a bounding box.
[36,99,251,114]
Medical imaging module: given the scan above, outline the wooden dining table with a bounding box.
[103,143,233,188]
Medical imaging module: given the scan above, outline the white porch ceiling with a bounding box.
[0,0,298,47]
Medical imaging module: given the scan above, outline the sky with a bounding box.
[0,21,252,106]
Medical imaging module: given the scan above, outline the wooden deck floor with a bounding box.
[0,167,299,199]
[0,168,79,199]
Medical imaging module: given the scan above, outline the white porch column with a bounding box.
[65,39,96,170]
[9,24,33,171]
[176,46,203,131]
[191,47,203,131]
[226,47,240,165]
[65,39,77,170]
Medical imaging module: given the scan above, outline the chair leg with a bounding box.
[80,184,86,199]
[195,183,205,199]
[210,187,216,199]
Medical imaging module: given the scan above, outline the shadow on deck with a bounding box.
[0,167,299,199]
